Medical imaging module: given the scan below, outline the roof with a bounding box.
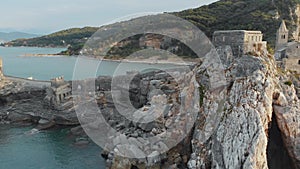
[286,41,300,47]
[276,41,300,51]
[213,30,262,35]
[278,20,288,32]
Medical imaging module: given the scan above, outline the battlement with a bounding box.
[48,76,72,105]
[50,76,66,87]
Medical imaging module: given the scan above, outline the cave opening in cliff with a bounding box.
[266,113,295,169]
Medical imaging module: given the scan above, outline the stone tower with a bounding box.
[275,20,289,50]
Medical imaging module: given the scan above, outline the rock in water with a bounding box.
[24,128,40,135]
[36,121,55,130]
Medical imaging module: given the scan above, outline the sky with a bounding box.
[0,0,217,34]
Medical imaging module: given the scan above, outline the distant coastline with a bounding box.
[13,46,198,65]
[20,53,198,65]
[20,53,67,57]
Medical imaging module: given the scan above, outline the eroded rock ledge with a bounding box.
[99,51,299,168]
[188,52,299,169]
[0,51,299,169]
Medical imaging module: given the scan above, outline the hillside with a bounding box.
[0,32,39,43]
[3,0,300,56]
[2,27,98,51]
[174,0,300,48]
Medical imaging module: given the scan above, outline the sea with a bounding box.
[0,47,183,169]
[0,125,105,169]
[0,47,180,81]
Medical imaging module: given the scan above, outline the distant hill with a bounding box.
[3,27,98,49]
[3,0,300,56]
[0,32,39,43]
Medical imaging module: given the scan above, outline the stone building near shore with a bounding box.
[213,30,267,57]
[46,76,72,105]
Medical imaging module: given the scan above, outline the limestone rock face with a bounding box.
[190,49,300,169]
[189,55,275,169]
[100,52,300,169]
[274,105,300,168]
[273,82,300,168]
[0,50,299,168]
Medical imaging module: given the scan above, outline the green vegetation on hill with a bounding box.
[3,27,98,48]
[174,0,300,48]
[107,0,300,57]
[105,33,198,59]
[3,0,300,56]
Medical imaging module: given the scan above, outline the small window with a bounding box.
[298,60,300,65]
[222,36,225,42]
[281,35,286,39]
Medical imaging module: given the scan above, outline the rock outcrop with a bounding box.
[95,48,300,169]
[189,53,276,169]
[273,77,300,168]
[0,48,298,169]
[0,78,78,126]
[188,49,299,169]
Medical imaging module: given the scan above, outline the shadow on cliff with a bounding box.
[267,113,295,169]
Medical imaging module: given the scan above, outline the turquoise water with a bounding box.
[0,47,181,81]
[0,125,105,169]
[0,47,184,169]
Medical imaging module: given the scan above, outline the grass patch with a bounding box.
[284,81,292,86]
[199,85,206,107]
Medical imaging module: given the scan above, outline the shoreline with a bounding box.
[21,53,199,66]
[101,58,198,66]
[3,46,199,66]
[20,53,68,58]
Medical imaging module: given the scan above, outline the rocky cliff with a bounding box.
[93,49,299,168]
[0,78,78,127]
[0,49,298,168]
[188,49,299,169]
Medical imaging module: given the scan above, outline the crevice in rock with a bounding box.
[267,112,295,169]
[0,97,7,106]
[130,165,138,169]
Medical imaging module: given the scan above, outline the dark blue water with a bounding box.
[0,125,105,169]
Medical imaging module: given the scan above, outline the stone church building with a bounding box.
[275,20,300,74]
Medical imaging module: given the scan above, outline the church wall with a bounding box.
[283,57,300,74]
